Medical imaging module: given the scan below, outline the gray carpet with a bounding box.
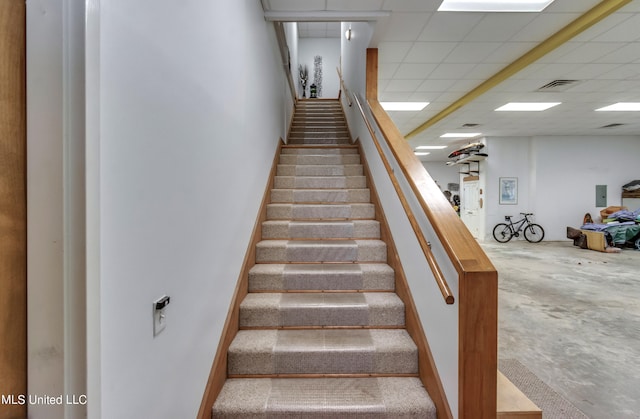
[499,359,590,419]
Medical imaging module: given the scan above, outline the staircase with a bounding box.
[212,99,437,418]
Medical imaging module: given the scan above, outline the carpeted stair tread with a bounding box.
[239,292,404,327]
[287,137,352,145]
[270,188,371,203]
[279,153,360,165]
[255,239,387,263]
[247,263,395,291]
[227,329,417,375]
[212,377,436,419]
[274,175,367,189]
[280,147,358,155]
[262,220,380,239]
[266,203,375,220]
[277,164,364,176]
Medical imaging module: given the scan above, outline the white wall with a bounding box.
[27,1,88,418]
[484,135,640,241]
[423,161,460,194]
[298,37,340,98]
[27,2,64,418]
[86,1,287,418]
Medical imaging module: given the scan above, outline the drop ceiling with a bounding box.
[262,0,640,161]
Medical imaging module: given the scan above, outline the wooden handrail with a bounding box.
[336,67,352,108]
[365,47,497,419]
[273,22,297,104]
[350,92,454,305]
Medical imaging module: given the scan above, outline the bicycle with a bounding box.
[492,213,545,243]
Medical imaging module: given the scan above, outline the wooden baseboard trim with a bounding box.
[196,139,284,419]
[239,325,405,331]
[228,373,420,379]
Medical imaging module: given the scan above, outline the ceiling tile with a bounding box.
[379,92,414,101]
[416,79,457,93]
[591,14,640,42]
[384,79,424,92]
[464,14,537,42]
[417,13,483,42]
[569,63,621,79]
[544,0,601,12]
[378,63,399,79]
[394,63,437,79]
[510,13,581,42]
[378,42,413,62]
[553,42,626,64]
[483,42,538,63]
[596,64,640,81]
[429,63,476,80]
[381,12,431,41]
[404,42,458,63]
[445,42,502,64]
[596,42,640,64]
[326,0,384,11]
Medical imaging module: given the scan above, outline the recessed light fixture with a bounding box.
[595,102,640,111]
[380,102,429,111]
[495,102,561,111]
[414,152,431,156]
[438,0,556,12]
[416,145,448,150]
[440,133,482,138]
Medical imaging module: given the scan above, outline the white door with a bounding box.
[461,179,480,239]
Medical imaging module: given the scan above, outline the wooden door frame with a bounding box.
[0,2,27,418]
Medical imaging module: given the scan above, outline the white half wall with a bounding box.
[298,37,340,98]
[86,1,287,418]
[341,22,459,418]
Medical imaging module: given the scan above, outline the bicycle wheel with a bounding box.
[524,223,545,243]
[492,223,513,243]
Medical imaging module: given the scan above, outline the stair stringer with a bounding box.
[356,139,454,419]
[196,139,284,419]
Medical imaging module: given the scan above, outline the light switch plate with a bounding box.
[596,185,607,207]
[153,295,170,337]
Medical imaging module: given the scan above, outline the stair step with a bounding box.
[281,147,358,155]
[270,188,371,203]
[262,220,380,239]
[227,329,417,375]
[291,122,348,127]
[279,153,360,165]
[255,240,387,263]
[239,292,404,327]
[213,377,436,418]
[266,203,375,220]
[248,263,395,291]
[274,175,366,189]
[288,138,352,145]
[289,131,349,138]
[277,164,363,176]
[293,117,345,123]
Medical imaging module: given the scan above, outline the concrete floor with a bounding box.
[481,240,640,419]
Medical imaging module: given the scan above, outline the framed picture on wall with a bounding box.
[499,177,518,205]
